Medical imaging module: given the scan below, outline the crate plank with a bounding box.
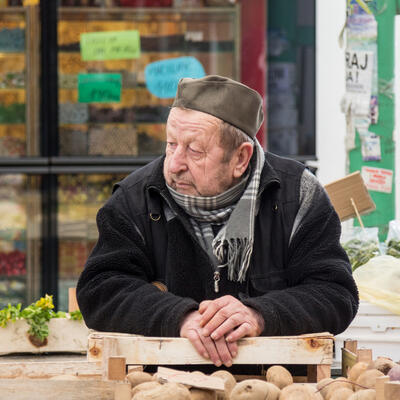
[0,358,101,379]
[88,332,334,366]
[0,319,89,355]
[0,379,115,400]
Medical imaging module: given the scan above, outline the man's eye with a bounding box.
[188,146,202,154]
[167,142,177,149]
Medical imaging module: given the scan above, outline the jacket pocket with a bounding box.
[249,271,288,296]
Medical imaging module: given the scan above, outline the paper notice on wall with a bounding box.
[80,30,141,61]
[345,50,374,116]
[360,131,381,161]
[361,166,393,193]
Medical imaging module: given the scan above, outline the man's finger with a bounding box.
[199,302,221,327]
[214,337,233,367]
[227,339,238,358]
[226,322,252,342]
[185,329,210,360]
[209,314,241,340]
[199,335,222,367]
[198,300,212,314]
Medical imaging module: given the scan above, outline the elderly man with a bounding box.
[77,75,359,368]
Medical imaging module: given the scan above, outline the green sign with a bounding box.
[80,30,141,61]
[78,73,122,103]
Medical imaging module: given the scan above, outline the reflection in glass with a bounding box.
[57,173,126,310]
[0,174,41,307]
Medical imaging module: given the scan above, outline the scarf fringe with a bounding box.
[214,237,253,283]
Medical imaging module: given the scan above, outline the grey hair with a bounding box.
[219,121,254,162]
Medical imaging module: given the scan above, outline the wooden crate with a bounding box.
[88,331,334,382]
[0,318,89,355]
[341,339,373,377]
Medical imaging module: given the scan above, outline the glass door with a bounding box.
[0,173,41,307]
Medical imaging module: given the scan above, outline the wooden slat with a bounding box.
[114,383,132,400]
[0,359,101,379]
[356,348,373,363]
[107,357,126,381]
[0,379,115,400]
[0,319,89,355]
[341,348,358,377]
[88,333,333,366]
[384,381,400,400]
[307,364,331,382]
[68,288,79,312]
[376,376,390,400]
[156,366,224,391]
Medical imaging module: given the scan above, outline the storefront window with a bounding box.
[267,0,315,159]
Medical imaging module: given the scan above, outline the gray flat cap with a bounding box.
[172,75,264,139]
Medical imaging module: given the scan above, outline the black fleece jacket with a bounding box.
[77,153,359,337]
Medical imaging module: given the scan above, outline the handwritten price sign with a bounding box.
[78,73,122,103]
[145,56,205,99]
[80,30,141,61]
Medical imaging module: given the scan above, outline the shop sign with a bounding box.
[78,73,122,103]
[145,56,205,99]
[361,166,393,194]
[80,30,141,61]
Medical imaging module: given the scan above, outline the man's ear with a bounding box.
[232,142,254,179]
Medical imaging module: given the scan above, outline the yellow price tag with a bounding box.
[23,0,39,6]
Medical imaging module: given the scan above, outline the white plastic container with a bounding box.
[334,301,400,363]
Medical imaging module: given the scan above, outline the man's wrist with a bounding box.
[248,306,265,335]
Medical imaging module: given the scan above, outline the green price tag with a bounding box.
[80,30,141,61]
[78,73,122,103]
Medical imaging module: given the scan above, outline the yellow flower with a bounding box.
[35,294,54,310]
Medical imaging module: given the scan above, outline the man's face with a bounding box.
[163,108,238,196]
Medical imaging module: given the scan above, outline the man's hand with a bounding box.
[199,295,265,342]
[180,310,238,367]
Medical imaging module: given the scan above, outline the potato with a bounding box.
[324,378,353,400]
[278,383,316,399]
[210,370,236,400]
[347,362,369,385]
[355,369,384,391]
[127,371,153,387]
[388,364,400,381]
[367,357,397,375]
[328,387,354,400]
[266,365,293,389]
[190,388,217,400]
[131,381,162,397]
[347,389,376,400]
[316,378,334,399]
[230,379,280,400]
[132,382,191,400]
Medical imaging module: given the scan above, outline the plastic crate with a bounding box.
[334,301,400,363]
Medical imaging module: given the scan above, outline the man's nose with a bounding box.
[169,146,188,174]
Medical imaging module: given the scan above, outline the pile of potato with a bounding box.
[123,358,400,400]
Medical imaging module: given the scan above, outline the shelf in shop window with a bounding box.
[0,7,26,15]
[58,6,237,15]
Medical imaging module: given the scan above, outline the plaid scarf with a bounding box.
[167,140,265,283]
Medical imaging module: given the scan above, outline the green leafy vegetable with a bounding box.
[387,240,400,258]
[342,239,380,271]
[0,294,84,343]
[0,303,21,328]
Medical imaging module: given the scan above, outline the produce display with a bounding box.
[342,239,380,271]
[386,240,400,258]
[117,359,400,399]
[0,294,82,346]
[341,227,380,272]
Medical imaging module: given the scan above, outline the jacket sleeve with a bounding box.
[76,188,198,337]
[242,169,359,336]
